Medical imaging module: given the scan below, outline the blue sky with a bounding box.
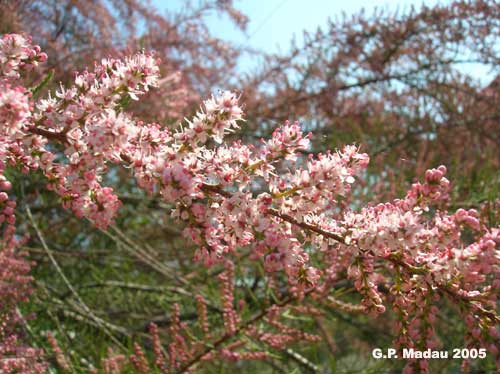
[205,0,442,52]
[153,0,491,80]
[154,1,441,63]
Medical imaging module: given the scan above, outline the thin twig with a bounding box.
[26,206,127,349]
[283,348,319,373]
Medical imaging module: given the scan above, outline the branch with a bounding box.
[177,294,296,373]
[25,206,127,349]
[28,127,68,143]
[266,208,345,243]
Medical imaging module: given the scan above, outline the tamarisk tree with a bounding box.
[0,33,498,373]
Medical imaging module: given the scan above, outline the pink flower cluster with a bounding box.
[0,35,46,372]
[33,52,160,228]
[0,225,46,373]
[0,34,47,78]
[218,261,239,335]
[176,90,243,145]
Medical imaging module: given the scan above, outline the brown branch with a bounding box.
[266,208,346,243]
[28,127,68,143]
[177,294,296,373]
[314,316,337,356]
[200,182,232,198]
